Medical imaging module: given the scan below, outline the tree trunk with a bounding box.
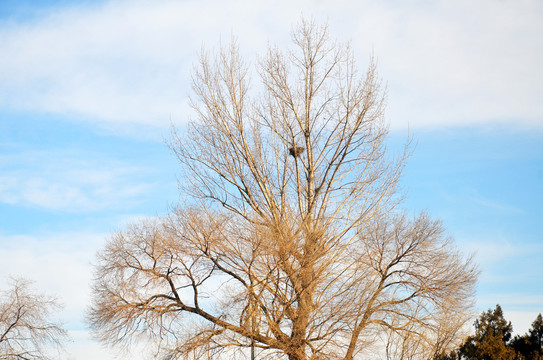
[287,347,306,360]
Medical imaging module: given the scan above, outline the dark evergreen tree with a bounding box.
[456,304,516,360]
[512,335,533,360]
[439,307,543,360]
[529,314,543,358]
[511,313,543,360]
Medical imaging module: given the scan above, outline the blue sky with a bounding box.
[0,0,542,359]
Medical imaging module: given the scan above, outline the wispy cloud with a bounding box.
[462,236,543,269]
[471,195,524,215]
[0,149,153,212]
[0,0,541,130]
[457,231,542,300]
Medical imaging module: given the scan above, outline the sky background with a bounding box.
[0,0,542,359]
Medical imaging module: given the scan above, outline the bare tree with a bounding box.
[0,278,67,360]
[381,298,473,360]
[89,19,478,360]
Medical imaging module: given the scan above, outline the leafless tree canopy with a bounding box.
[89,20,478,360]
[0,278,67,360]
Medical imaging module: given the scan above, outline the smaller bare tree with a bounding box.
[0,278,67,360]
[381,299,473,360]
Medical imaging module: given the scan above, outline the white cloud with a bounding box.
[460,236,543,284]
[505,310,543,336]
[351,0,543,128]
[457,235,542,312]
[0,148,154,212]
[463,237,542,268]
[65,330,150,360]
[0,0,541,130]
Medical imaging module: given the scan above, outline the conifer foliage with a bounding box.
[440,305,543,360]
